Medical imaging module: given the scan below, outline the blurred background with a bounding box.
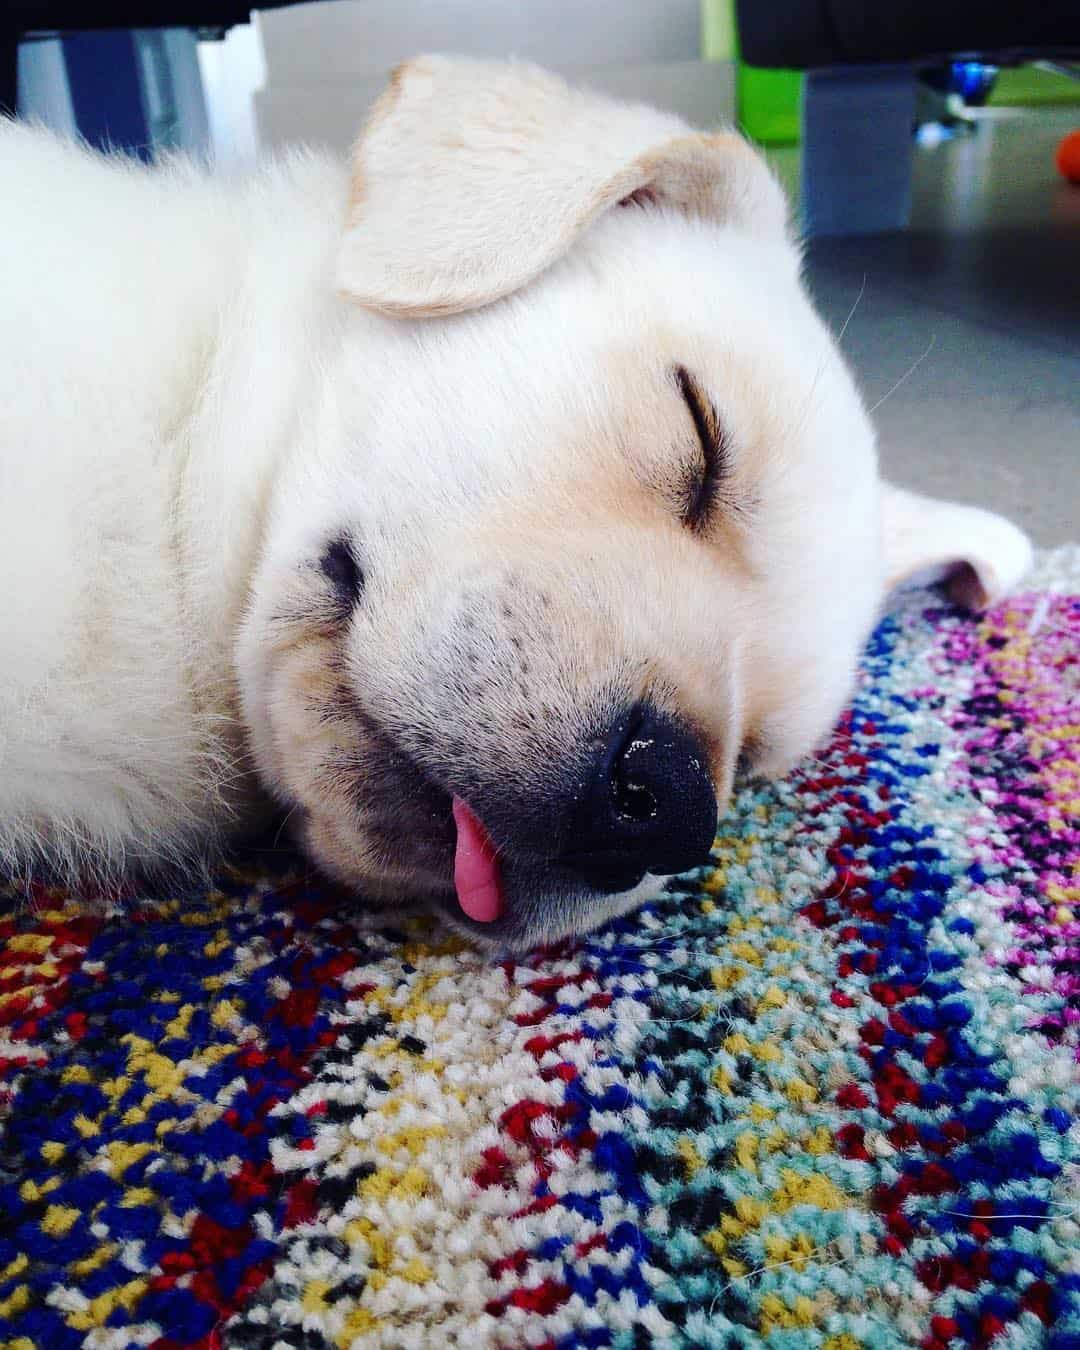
[6,0,1079,542]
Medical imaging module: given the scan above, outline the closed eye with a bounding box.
[674,365,729,532]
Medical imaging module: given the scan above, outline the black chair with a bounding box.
[735,0,1078,71]
[735,0,1079,234]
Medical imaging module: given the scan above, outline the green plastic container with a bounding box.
[703,0,804,144]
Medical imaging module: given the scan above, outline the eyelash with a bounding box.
[674,365,728,533]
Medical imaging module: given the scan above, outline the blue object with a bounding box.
[802,65,917,235]
[949,60,1000,106]
[63,30,151,159]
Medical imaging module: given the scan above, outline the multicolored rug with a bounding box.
[2,550,1078,1350]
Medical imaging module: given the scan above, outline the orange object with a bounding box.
[1056,129,1080,184]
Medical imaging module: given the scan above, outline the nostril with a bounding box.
[612,712,661,826]
[610,708,662,822]
[613,779,658,823]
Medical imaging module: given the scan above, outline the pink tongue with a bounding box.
[452,796,505,923]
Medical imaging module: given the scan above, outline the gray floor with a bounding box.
[773,108,1079,546]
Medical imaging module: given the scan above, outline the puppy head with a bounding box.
[237,57,1030,950]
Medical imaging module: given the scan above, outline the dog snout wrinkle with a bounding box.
[561,703,717,894]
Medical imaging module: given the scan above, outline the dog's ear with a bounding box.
[336,55,787,317]
[881,482,1033,611]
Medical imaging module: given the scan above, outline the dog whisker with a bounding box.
[867,334,937,414]
[835,271,868,344]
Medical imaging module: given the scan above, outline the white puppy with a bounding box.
[0,56,1031,948]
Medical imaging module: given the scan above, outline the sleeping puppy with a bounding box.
[0,56,1031,950]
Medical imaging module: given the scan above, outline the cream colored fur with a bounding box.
[0,57,1031,946]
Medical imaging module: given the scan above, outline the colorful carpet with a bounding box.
[1,550,1078,1350]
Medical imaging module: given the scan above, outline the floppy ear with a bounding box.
[337,54,788,317]
[882,482,1033,611]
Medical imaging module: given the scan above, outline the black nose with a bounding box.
[561,703,718,893]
